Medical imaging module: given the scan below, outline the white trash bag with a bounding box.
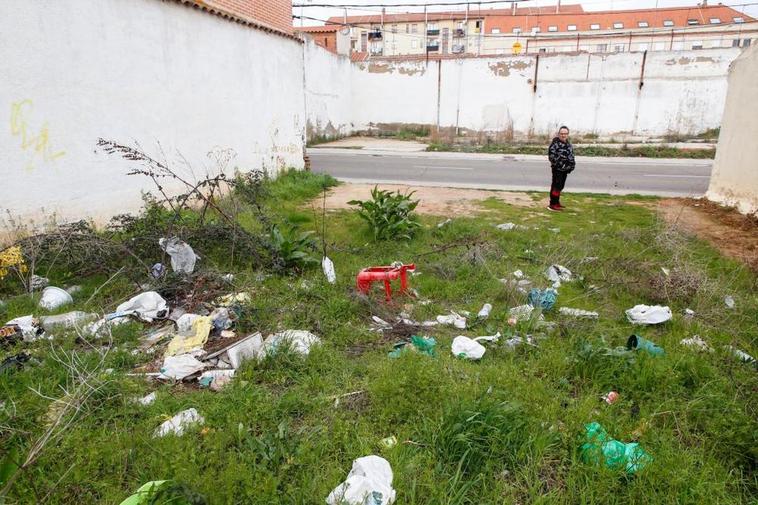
[436,312,466,329]
[159,354,206,380]
[38,287,73,311]
[451,336,486,360]
[545,264,573,283]
[264,330,321,356]
[115,291,168,322]
[153,408,204,438]
[326,455,396,505]
[625,304,672,325]
[322,256,336,284]
[558,307,599,319]
[159,237,199,274]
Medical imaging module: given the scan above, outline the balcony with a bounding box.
[426,28,440,36]
[369,47,384,56]
[453,28,466,37]
[368,30,382,40]
[451,44,465,53]
[426,42,440,51]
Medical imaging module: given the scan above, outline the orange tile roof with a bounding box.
[296,25,340,33]
[485,5,754,34]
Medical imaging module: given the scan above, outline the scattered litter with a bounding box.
[602,391,620,404]
[217,333,264,369]
[559,307,599,319]
[4,315,45,342]
[322,256,336,284]
[159,237,199,274]
[512,270,524,279]
[661,267,671,276]
[221,273,235,283]
[38,287,73,311]
[680,335,713,352]
[115,291,169,322]
[545,265,572,284]
[137,392,156,406]
[84,315,130,338]
[198,369,236,391]
[356,263,415,301]
[501,276,533,294]
[209,308,234,331]
[437,218,452,228]
[215,292,251,306]
[548,227,560,233]
[326,455,396,505]
[627,334,665,356]
[502,335,538,350]
[436,312,466,329]
[451,336,486,360]
[0,352,30,373]
[0,323,23,347]
[65,285,82,295]
[153,408,204,437]
[264,330,321,356]
[581,256,598,263]
[724,346,756,364]
[150,263,165,279]
[683,308,695,319]
[40,311,97,330]
[507,304,544,323]
[159,354,206,380]
[477,303,492,319]
[165,316,211,357]
[528,288,557,310]
[388,335,436,358]
[30,275,49,291]
[380,436,397,449]
[724,295,735,309]
[625,305,672,325]
[495,222,520,231]
[580,422,652,474]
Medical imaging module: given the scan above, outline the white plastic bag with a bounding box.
[159,354,206,380]
[436,312,466,329]
[226,333,265,368]
[326,455,396,505]
[38,287,73,311]
[115,291,168,322]
[159,237,199,274]
[451,336,486,360]
[680,336,713,352]
[153,408,204,437]
[558,307,599,319]
[322,256,336,284]
[545,265,572,283]
[264,330,321,356]
[477,303,492,319]
[137,392,157,406]
[625,305,672,325]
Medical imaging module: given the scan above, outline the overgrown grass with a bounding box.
[1,172,756,504]
[427,142,717,159]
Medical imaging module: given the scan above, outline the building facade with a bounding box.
[296,25,351,55]
[327,3,756,58]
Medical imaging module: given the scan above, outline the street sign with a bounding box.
[512,41,522,54]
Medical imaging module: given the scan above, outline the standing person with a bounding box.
[547,126,575,211]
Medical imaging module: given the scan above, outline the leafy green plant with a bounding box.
[348,186,421,240]
[268,224,318,271]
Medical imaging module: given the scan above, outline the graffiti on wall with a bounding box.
[10,100,66,170]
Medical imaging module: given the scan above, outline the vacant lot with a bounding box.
[1,172,755,504]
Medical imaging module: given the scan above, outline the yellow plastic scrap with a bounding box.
[165,316,212,356]
[214,292,252,306]
[0,246,27,280]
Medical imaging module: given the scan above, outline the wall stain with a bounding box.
[665,56,717,65]
[366,62,427,76]
[10,99,66,171]
[488,59,532,77]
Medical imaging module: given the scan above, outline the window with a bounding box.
[492,28,501,34]
[687,19,699,25]
[531,27,541,34]
[411,24,418,33]
[391,24,397,33]
[614,44,625,52]
[732,38,741,47]
[427,22,438,30]
[590,23,600,30]
[638,21,649,28]
[663,19,674,27]
[539,47,547,53]
[513,27,521,34]
[613,22,623,29]
[691,41,703,50]
[596,43,607,52]
[567,24,577,31]
[411,40,418,49]
[734,17,745,23]
[405,24,409,33]
[548,25,558,32]
[709,18,721,24]
[744,38,752,47]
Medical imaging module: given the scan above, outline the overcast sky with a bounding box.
[294,0,758,26]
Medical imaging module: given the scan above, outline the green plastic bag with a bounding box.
[388,335,436,358]
[119,480,207,505]
[580,422,652,474]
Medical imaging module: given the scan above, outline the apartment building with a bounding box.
[326,3,756,58]
[296,25,351,54]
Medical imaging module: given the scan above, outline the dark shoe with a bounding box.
[547,205,562,212]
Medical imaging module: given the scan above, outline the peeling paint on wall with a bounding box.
[665,55,718,65]
[488,59,532,77]
[366,61,427,76]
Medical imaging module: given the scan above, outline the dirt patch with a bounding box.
[315,183,538,216]
[658,198,758,271]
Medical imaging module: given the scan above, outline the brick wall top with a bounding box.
[183,0,294,35]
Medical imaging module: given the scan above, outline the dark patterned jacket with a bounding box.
[548,137,575,173]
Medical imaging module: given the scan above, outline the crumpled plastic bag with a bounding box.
[165,316,211,357]
[451,336,486,360]
[264,330,321,356]
[159,354,206,380]
[153,408,204,437]
[38,287,74,311]
[625,305,672,325]
[580,422,652,474]
[326,455,396,505]
[545,264,572,284]
[559,307,599,319]
[159,237,199,274]
[680,335,713,352]
[115,292,169,322]
[528,288,557,310]
[436,312,466,329]
[322,256,336,284]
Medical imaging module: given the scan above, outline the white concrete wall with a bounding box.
[706,45,758,214]
[350,48,740,138]
[1,0,305,223]
[303,38,353,141]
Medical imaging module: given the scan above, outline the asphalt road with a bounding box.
[309,148,713,197]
